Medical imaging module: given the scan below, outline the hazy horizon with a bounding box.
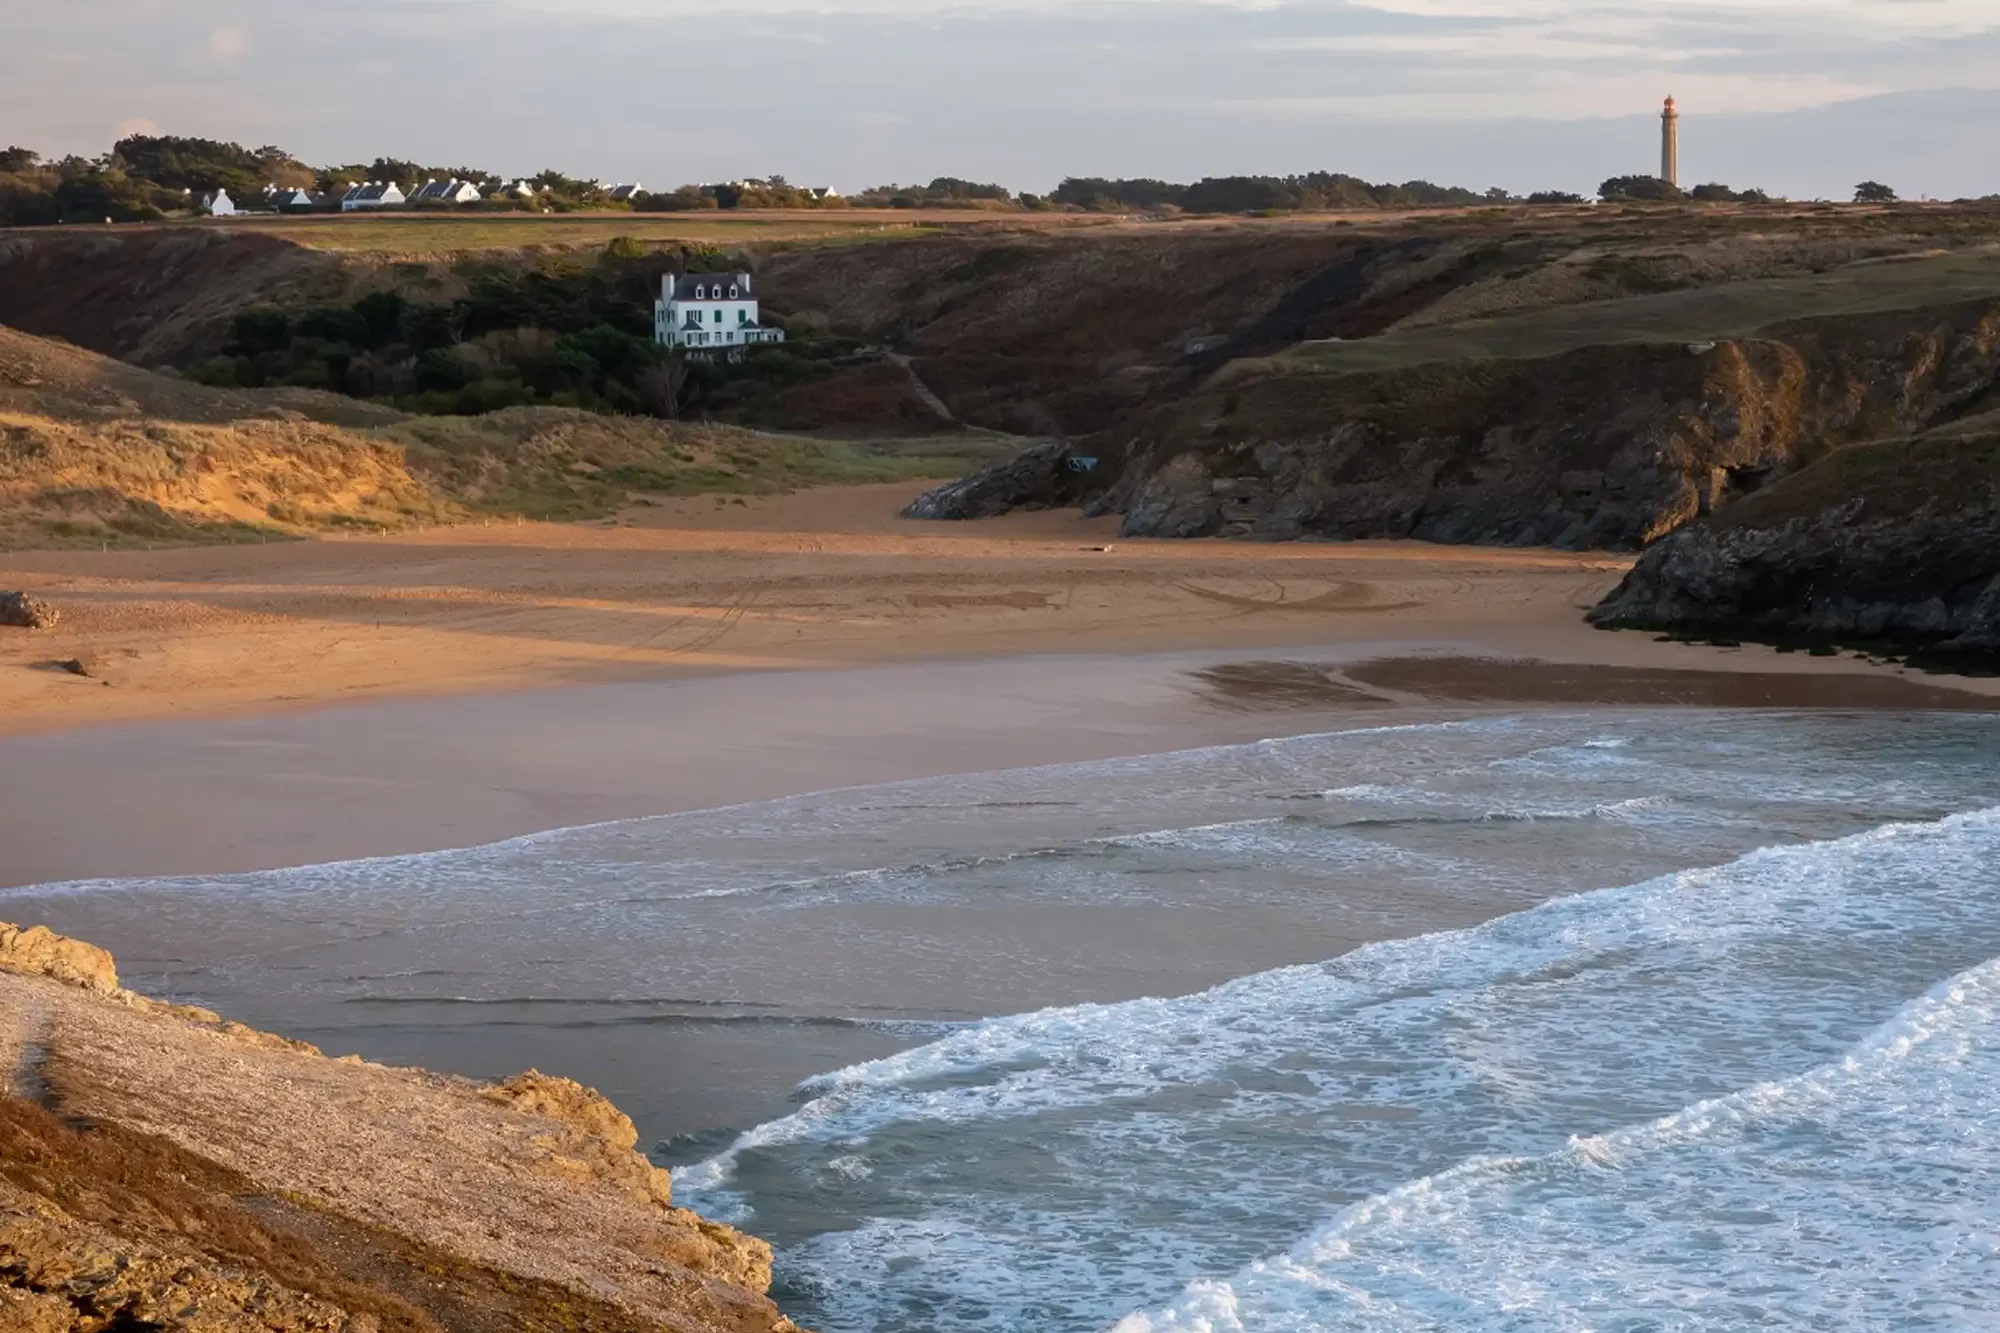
[8,0,1999,200]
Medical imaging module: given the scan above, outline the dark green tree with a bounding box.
[1854,181,1898,203]
[1599,175,1682,202]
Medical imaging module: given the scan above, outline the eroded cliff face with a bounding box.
[0,921,797,1333]
[1588,428,2000,667]
[1092,300,2000,549]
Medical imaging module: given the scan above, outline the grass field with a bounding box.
[382,410,1019,521]
[1263,248,2000,377]
[178,209,1114,253]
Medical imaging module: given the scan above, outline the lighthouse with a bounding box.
[1661,96,1680,188]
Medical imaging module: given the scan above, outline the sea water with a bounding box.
[9,709,2000,1331]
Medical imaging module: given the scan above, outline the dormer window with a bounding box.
[694,285,706,299]
[728,286,738,298]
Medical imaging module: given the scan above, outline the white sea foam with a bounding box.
[13,710,2000,1333]
[679,805,2000,1332]
[1118,953,2000,1332]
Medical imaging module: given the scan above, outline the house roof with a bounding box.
[342,182,405,202]
[410,179,480,202]
[609,184,646,201]
[669,272,754,301]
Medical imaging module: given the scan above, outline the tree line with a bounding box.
[0,132,1933,228]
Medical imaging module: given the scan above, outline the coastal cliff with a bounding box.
[0,922,797,1333]
[1084,296,2000,548]
[1588,424,2000,669]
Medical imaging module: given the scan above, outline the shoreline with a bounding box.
[4,485,1997,887]
[3,641,1993,891]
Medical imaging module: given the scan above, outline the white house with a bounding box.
[260,185,316,210]
[609,183,646,203]
[410,178,483,205]
[340,181,407,211]
[653,271,786,353]
[499,179,545,199]
[199,189,238,217]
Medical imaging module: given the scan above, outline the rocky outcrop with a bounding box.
[1589,429,2000,669]
[0,593,57,631]
[0,1177,358,1333]
[0,923,115,993]
[0,923,800,1333]
[1100,298,2000,549]
[902,440,1080,519]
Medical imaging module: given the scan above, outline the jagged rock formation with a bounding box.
[0,921,799,1333]
[1095,298,2000,549]
[0,923,115,991]
[0,594,58,631]
[1589,427,2000,669]
[901,440,1077,519]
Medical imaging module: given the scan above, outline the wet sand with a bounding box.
[5,481,1995,886]
[4,643,1992,891]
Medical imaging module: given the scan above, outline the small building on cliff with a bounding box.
[653,271,786,355]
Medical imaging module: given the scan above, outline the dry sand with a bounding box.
[2,479,1995,886]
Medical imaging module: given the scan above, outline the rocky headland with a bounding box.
[1587,423,2000,669]
[0,921,797,1333]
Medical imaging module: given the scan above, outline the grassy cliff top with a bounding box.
[1712,427,2000,530]
[1252,248,2000,379]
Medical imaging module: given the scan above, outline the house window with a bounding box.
[728,286,738,298]
[713,310,723,324]
[694,285,706,299]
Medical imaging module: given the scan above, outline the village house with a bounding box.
[609,183,646,203]
[199,189,238,217]
[410,178,483,205]
[653,271,786,354]
[499,179,545,199]
[340,181,407,211]
[260,185,316,210]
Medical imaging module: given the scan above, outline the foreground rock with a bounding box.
[0,920,800,1333]
[1588,427,2000,670]
[0,593,57,630]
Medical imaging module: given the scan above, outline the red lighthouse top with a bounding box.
[1664,96,1677,112]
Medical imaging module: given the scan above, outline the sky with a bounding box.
[6,0,1999,199]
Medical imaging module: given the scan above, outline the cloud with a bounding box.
[205,25,253,64]
[3,0,1999,198]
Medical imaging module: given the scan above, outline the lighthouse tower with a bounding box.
[1661,96,1680,188]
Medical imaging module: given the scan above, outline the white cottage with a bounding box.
[260,185,317,210]
[653,271,786,352]
[199,189,238,217]
[340,181,407,211]
[410,178,483,205]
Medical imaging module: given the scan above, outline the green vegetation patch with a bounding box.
[186,242,871,422]
[1268,249,2000,378]
[385,408,985,521]
[1713,428,2000,529]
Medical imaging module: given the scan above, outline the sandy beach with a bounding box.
[4,479,1996,887]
